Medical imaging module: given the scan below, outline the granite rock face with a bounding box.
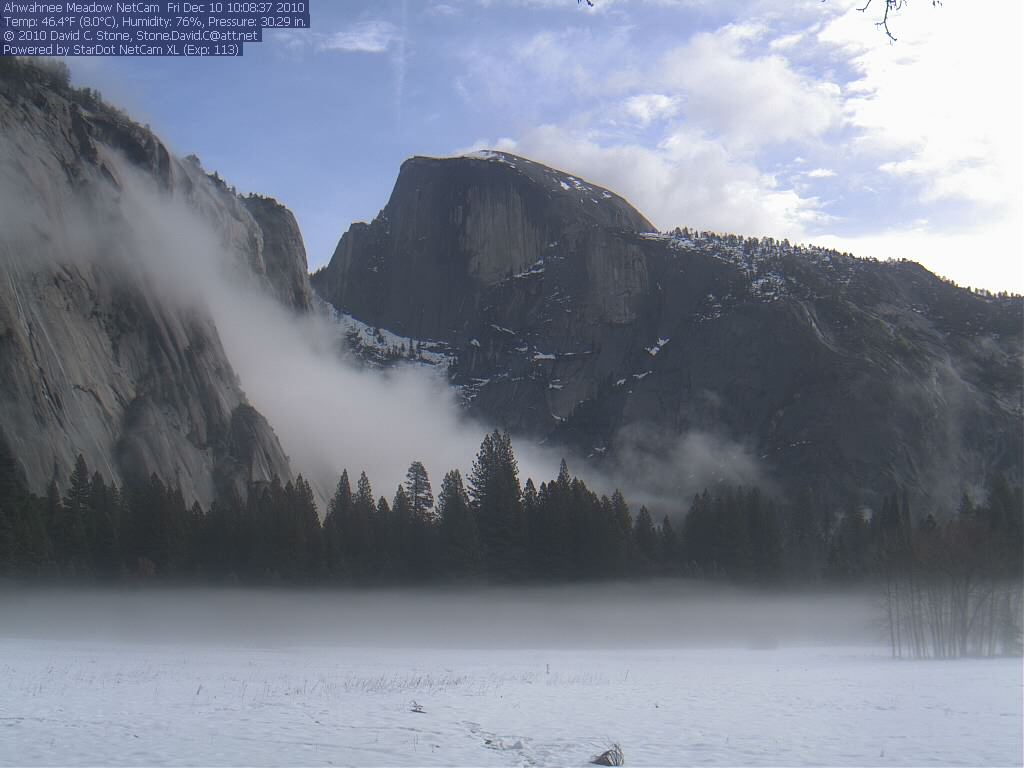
[241,194,314,312]
[312,152,653,341]
[0,60,309,504]
[313,152,1023,513]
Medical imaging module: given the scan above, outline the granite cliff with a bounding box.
[313,152,1023,513]
[313,152,652,342]
[0,59,310,505]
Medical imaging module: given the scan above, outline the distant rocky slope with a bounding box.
[0,59,310,504]
[313,151,1023,513]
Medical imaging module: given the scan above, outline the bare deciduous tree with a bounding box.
[881,502,1023,660]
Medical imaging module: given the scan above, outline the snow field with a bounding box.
[1,640,1020,766]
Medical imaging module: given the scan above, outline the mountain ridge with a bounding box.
[313,151,1023,514]
[1,58,1019,518]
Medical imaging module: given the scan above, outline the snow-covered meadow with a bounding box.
[1,585,1020,766]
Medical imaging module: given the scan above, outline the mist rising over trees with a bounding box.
[1,429,1020,656]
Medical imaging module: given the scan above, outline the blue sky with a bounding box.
[68,0,1022,292]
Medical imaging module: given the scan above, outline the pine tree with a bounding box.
[0,439,22,571]
[62,455,91,574]
[391,484,413,577]
[125,473,170,577]
[438,469,481,577]
[189,500,205,575]
[827,506,870,580]
[258,480,284,578]
[20,496,51,571]
[348,472,376,578]
[523,478,542,576]
[682,491,711,576]
[89,471,119,577]
[291,475,322,580]
[660,514,679,567]
[162,484,191,575]
[761,500,782,577]
[323,470,352,578]
[786,488,825,577]
[405,461,434,521]
[372,495,393,575]
[0,439,18,507]
[610,489,633,573]
[0,500,14,572]
[634,506,657,565]
[568,477,602,576]
[44,477,64,566]
[468,431,525,578]
[716,487,752,577]
[205,488,243,580]
[557,458,571,487]
[536,469,573,578]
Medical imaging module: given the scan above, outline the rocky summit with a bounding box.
[313,151,1023,514]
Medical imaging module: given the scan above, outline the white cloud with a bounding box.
[452,28,604,114]
[770,31,804,50]
[819,2,1021,213]
[320,21,401,53]
[515,30,574,75]
[485,125,824,238]
[454,137,519,155]
[446,1,1020,292]
[266,29,309,54]
[623,93,681,126]
[817,217,1023,294]
[447,14,844,243]
[268,21,403,56]
[510,28,616,98]
[809,0,1022,291]
[658,25,842,148]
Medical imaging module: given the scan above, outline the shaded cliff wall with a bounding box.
[0,60,308,504]
[312,154,654,341]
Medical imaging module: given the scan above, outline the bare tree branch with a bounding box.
[856,0,942,43]
[857,0,902,43]
[577,0,941,43]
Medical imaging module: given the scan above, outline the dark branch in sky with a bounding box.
[856,0,942,42]
[579,0,941,43]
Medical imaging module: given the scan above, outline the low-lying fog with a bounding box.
[0,584,881,650]
[5,585,1019,767]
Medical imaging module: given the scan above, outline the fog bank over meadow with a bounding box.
[0,583,881,649]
